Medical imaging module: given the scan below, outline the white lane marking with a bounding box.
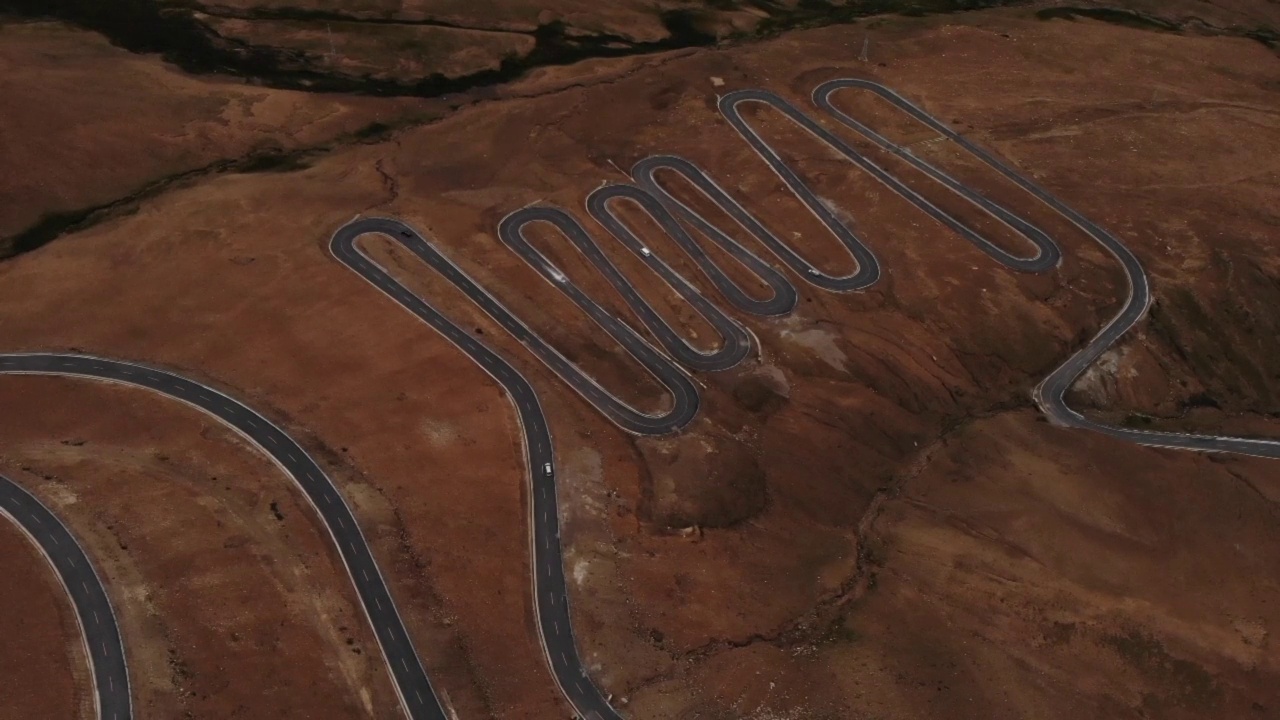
[5,355,431,719]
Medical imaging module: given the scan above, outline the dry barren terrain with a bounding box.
[0,1,1277,718]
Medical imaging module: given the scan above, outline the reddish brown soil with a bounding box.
[202,16,538,82]
[0,2,1277,719]
[0,516,86,719]
[0,376,404,718]
[0,20,419,242]
[178,0,765,42]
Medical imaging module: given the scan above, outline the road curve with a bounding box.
[332,77,1278,719]
[505,194,752,373]
[0,354,448,720]
[0,473,130,720]
[808,81,1061,273]
[810,81,1280,461]
[331,219,623,720]
[328,84,1067,720]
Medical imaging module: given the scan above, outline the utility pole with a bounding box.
[859,35,869,63]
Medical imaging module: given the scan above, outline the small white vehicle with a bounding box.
[543,462,553,476]
[639,247,652,257]
[807,267,821,276]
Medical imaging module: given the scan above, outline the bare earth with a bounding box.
[0,515,85,720]
[0,2,1277,719]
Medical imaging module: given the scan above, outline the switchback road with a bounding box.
[5,77,1275,720]
[332,78,1279,719]
[331,219,622,719]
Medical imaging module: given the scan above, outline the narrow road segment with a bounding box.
[5,76,1274,720]
[0,354,448,720]
[331,78,1279,720]
[0,472,130,720]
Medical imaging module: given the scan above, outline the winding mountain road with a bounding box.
[331,220,623,719]
[0,354,447,720]
[5,77,1277,720]
[331,78,1280,719]
[0,472,129,720]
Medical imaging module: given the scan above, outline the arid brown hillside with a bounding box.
[0,1,1277,719]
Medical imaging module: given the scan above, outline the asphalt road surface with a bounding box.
[813,80,1277,459]
[331,78,1277,719]
[331,219,624,720]
[334,86,1068,442]
[0,472,130,720]
[0,354,447,720]
[5,78,1274,720]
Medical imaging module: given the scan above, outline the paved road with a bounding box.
[337,89,1068,439]
[327,82,1066,719]
[332,78,1277,719]
[0,354,446,720]
[331,220,624,720]
[499,204,751,375]
[599,165,798,317]
[808,81,1061,274]
[0,472,130,720]
[808,79,1278,460]
[6,78,1266,720]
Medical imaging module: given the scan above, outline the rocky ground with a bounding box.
[0,1,1277,718]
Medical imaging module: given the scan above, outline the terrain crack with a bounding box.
[1036,6,1279,48]
[1,120,410,261]
[2,0,1047,100]
[620,401,1027,698]
[370,156,401,210]
[1213,458,1279,507]
[179,2,539,36]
